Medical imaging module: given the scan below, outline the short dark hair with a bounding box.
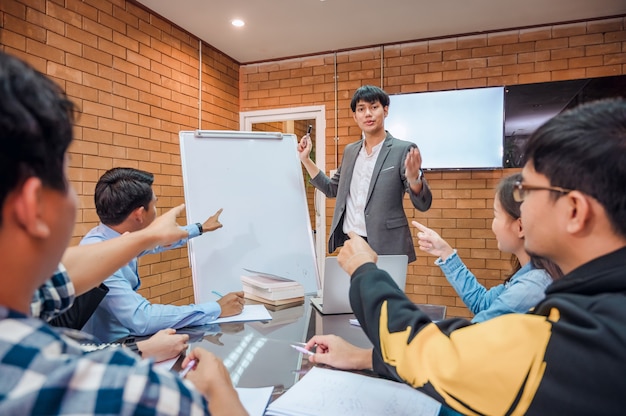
[0,52,75,225]
[350,85,390,112]
[523,98,626,238]
[95,167,155,226]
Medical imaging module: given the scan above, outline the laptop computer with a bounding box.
[310,255,408,315]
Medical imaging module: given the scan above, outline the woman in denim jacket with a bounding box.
[414,173,562,322]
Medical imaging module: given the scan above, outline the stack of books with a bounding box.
[240,271,305,308]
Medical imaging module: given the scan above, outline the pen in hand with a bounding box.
[302,124,312,147]
[291,344,314,356]
[179,359,197,378]
[212,290,224,298]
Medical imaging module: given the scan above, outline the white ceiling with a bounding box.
[134,0,626,64]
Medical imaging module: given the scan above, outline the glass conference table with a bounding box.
[177,297,447,404]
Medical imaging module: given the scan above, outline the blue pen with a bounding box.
[212,290,224,298]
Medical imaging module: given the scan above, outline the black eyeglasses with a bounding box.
[513,180,573,202]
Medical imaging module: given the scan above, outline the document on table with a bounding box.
[236,386,274,416]
[265,366,441,416]
[153,356,179,371]
[212,304,272,324]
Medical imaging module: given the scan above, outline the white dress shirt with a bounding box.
[343,140,383,237]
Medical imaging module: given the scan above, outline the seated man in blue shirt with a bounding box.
[33,204,194,361]
[0,51,246,415]
[81,167,244,343]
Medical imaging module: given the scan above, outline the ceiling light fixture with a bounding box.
[231,19,245,27]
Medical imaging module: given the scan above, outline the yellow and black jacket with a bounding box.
[349,246,626,415]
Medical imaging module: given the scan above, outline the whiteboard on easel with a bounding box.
[179,130,319,303]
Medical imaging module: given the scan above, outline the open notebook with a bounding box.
[265,366,440,416]
[310,255,408,315]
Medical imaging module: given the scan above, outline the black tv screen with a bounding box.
[385,86,505,169]
[503,75,626,167]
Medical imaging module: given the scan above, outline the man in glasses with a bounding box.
[304,98,626,415]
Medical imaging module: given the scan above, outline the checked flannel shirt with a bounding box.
[3,267,211,415]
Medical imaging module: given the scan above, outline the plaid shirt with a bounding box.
[30,264,75,322]
[4,267,211,415]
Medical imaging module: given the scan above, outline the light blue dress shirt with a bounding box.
[436,250,552,323]
[81,223,221,342]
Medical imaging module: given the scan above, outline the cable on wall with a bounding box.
[333,52,339,170]
[380,45,384,88]
[198,40,202,129]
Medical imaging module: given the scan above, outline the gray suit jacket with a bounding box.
[310,132,432,262]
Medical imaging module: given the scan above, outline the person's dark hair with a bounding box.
[496,173,524,279]
[95,167,154,226]
[0,52,75,225]
[495,173,523,222]
[523,98,626,238]
[496,173,563,281]
[350,85,390,112]
[530,255,563,281]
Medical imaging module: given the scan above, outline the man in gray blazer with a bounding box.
[298,85,432,262]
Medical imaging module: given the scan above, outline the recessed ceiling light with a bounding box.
[231,19,245,27]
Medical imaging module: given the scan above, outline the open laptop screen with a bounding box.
[311,255,408,315]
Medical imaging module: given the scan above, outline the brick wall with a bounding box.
[2,1,625,319]
[0,0,240,305]
[240,17,626,318]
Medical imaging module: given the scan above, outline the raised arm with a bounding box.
[413,221,455,261]
[297,134,321,178]
[404,147,432,211]
[61,204,188,296]
[200,208,224,233]
[61,204,187,296]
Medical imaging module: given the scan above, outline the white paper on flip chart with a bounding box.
[265,366,441,416]
[211,304,272,324]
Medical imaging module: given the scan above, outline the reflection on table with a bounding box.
[184,297,445,400]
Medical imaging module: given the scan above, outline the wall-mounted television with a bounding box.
[385,86,505,170]
[503,74,626,167]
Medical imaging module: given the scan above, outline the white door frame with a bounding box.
[240,105,326,286]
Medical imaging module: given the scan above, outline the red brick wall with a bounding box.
[240,17,626,318]
[0,0,240,305]
[2,1,624,319]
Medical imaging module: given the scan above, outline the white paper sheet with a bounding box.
[152,356,178,371]
[235,386,274,416]
[211,304,272,324]
[265,367,441,416]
